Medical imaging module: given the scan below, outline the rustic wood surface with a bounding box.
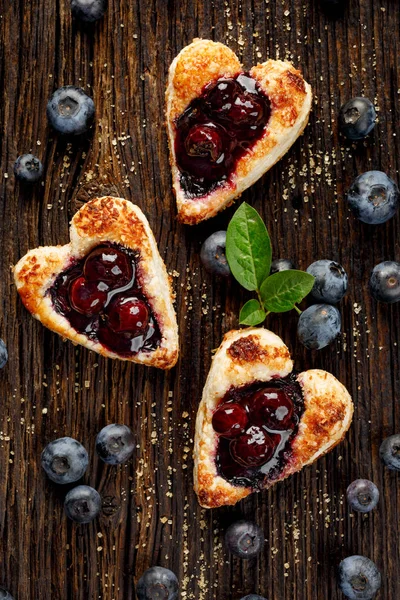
[0,0,400,598]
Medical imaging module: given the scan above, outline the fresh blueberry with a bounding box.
[346,480,379,513]
[338,555,381,600]
[379,434,400,471]
[0,588,15,600]
[270,258,295,274]
[225,520,264,559]
[369,261,400,303]
[306,260,348,304]
[47,86,95,135]
[200,231,231,277]
[71,0,107,22]
[136,566,179,600]
[339,98,376,141]
[0,339,8,369]
[64,485,101,524]
[240,596,267,600]
[297,304,341,350]
[41,437,89,484]
[96,424,135,465]
[347,171,399,225]
[13,154,43,183]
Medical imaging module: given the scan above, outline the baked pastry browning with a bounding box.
[14,197,179,369]
[194,328,353,508]
[166,39,312,225]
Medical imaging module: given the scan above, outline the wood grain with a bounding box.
[0,0,400,598]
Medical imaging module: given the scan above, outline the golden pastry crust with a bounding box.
[194,328,353,508]
[14,197,179,370]
[166,39,312,225]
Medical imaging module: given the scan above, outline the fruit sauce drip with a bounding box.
[174,73,271,198]
[49,243,161,356]
[213,373,304,489]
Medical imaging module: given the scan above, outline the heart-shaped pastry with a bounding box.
[194,328,353,508]
[14,197,179,369]
[166,39,312,225]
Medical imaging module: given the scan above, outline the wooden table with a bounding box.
[1,0,399,598]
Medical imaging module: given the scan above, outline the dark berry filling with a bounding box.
[49,243,161,356]
[213,373,304,488]
[212,403,248,438]
[174,73,271,198]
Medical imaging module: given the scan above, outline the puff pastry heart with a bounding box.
[14,197,179,369]
[166,39,312,224]
[194,328,353,508]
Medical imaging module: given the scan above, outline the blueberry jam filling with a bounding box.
[213,373,304,488]
[49,244,161,356]
[174,73,271,197]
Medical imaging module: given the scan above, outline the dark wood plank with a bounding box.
[0,0,399,598]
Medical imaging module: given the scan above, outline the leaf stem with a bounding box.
[294,305,302,315]
[256,290,264,310]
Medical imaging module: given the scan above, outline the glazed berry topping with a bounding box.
[175,73,271,197]
[205,78,243,116]
[213,374,304,488]
[212,403,248,438]
[206,75,267,131]
[250,388,295,430]
[185,123,225,162]
[69,276,108,315]
[50,243,160,356]
[230,426,276,467]
[84,247,133,287]
[106,296,149,334]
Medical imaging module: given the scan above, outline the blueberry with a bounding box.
[339,98,376,141]
[13,154,43,183]
[347,171,399,225]
[64,485,101,524]
[270,258,295,274]
[47,86,95,135]
[306,259,348,304]
[136,566,179,600]
[346,480,379,513]
[41,437,89,484]
[0,340,8,369]
[369,261,400,303]
[96,424,135,465]
[379,434,400,471]
[200,231,231,277]
[225,520,264,559]
[240,596,267,600]
[71,0,107,21]
[338,556,381,600]
[0,588,15,600]
[297,304,341,350]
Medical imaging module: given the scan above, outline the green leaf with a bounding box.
[239,299,266,326]
[226,203,272,291]
[260,270,315,313]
